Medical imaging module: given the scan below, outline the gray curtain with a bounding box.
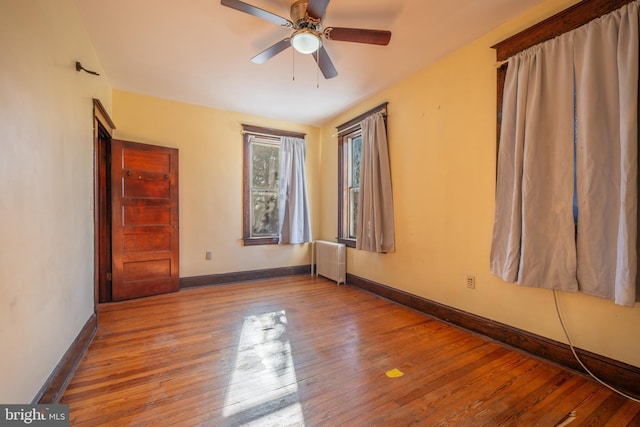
[356,112,395,252]
[573,3,638,306]
[278,137,312,244]
[491,1,638,306]
[491,35,578,292]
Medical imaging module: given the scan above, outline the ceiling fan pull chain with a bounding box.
[292,48,296,81]
[316,50,320,88]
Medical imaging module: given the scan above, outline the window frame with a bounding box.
[338,128,362,246]
[336,103,388,248]
[242,124,305,246]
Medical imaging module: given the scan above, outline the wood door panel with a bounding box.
[122,205,171,226]
[119,278,177,300]
[123,232,171,253]
[123,148,171,172]
[112,140,179,301]
[123,175,170,199]
[123,259,171,282]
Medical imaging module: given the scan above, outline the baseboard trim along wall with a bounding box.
[33,313,97,404]
[180,265,310,289]
[346,273,640,399]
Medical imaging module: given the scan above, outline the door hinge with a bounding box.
[106,272,112,281]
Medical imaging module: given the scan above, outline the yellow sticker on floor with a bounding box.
[385,368,404,378]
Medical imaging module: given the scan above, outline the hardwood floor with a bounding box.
[61,276,640,426]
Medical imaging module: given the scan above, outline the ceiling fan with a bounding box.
[220,0,392,79]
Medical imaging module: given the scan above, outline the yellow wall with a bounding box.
[112,91,320,277]
[0,0,111,402]
[319,0,640,368]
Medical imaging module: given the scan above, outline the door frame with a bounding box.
[93,99,116,307]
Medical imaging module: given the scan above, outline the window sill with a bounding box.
[243,236,279,246]
[337,238,356,248]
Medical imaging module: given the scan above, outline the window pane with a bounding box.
[349,188,359,239]
[341,131,362,241]
[348,135,362,238]
[252,143,279,190]
[252,191,279,236]
[351,136,362,187]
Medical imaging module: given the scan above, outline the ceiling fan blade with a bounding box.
[220,0,293,27]
[313,46,338,79]
[306,0,330,20]
[324,27,391,45]
[251,38,291,64]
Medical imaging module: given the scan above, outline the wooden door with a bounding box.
[111,140,179,301]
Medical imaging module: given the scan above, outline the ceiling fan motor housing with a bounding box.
[290,0,320,30]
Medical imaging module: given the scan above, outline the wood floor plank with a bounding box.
[61,276,640,426]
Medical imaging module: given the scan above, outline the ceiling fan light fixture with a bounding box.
[291,29,321,54]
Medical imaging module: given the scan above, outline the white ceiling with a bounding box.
[74,0,546,126]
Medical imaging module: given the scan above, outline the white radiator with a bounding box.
[312,241,346,285]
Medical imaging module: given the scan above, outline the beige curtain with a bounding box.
[491,35,578,291]
[491,1,638,306]
[573,2,638,306]
[278,137,312,244]
[356,112,395,252]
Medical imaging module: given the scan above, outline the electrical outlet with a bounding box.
[205,251,212,260]
[466,275,475,289]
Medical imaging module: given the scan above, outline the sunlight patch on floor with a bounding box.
[223,310,306,426]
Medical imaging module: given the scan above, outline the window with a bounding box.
[242,125,305,246]
[337,103,387,248]
[247,136,280,239]
[340,130,362,241]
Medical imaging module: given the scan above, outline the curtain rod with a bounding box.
[242,131,307,142]
[332,107,387,138]
[494,59,509,68]
[241,131,283,139]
